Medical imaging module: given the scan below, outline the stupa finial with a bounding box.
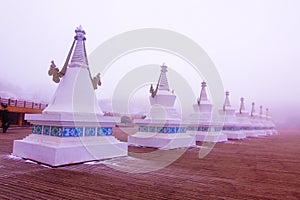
[266,108,269,117]
[239,97,245,114]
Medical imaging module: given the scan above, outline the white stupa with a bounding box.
[186,81,227,142]
[13,26,127,166]
[218,91,246,139]
[249,102,267,137]
[264,108,278,135]
[235,97,258,137]
[128,64,196,149]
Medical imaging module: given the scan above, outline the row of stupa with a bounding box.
[12,26,277,167]
[128,64,277,148]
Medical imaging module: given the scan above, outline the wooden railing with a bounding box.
[0,97,48,110]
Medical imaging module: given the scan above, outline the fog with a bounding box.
[1,0,300,129]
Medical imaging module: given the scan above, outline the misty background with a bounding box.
[0,0,299,129]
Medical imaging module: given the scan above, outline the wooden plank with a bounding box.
[0,128,299,199]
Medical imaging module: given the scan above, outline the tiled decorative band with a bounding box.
[138,126,186,134]
[32,125,113,137]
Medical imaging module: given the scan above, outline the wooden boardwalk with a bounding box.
[0,128,299,199]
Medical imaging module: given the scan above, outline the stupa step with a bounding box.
[128,133,195,149]
[187,131,228,143]
[13,134,127,166]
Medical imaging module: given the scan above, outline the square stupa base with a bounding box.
[187,131,228,143]
[223,131,247,140]
[128,132,196,149]
[245,131,259,137]
[13,134,127,167]
[256,130,268,137]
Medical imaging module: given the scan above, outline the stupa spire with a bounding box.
[251,102,255,116]
[158,63,170,91]
[259,105,263,117]
[70,25,88,68]
[150,63,171,97]
[197,81,208,104]
[266,108,269,117]
[48,26,101,89]
[222,91,231,111]
[239,97,245,114]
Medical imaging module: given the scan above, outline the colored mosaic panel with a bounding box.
[51,126,63,137]
[85,127,96,136]
[157,127,165,133]
[149,126,156,132]
[167,127,176,134]
[223,127,240,131]
[233,127,241,131]
[43,126,51,135]
[139,126,148,132]
[148,126,186,134]
[62,127,84,137]
[179,127,186,133]
[97,127,113,136]
[214,127,222,132]
[197,127,209,132]
[32,125,42,134]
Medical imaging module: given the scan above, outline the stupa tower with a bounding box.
[218,91,246,139]
[249,102,267,136]
[148,64,180,121]
[265,108,278,134]
[45,26,101,114]
[13,27,127,166]
[129,64,195,149]
[186,81,227,142]
[235,98,257,137]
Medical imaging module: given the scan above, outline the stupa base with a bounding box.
[13,134,127,167]
[128,132,196,149]
[223,131,246,140]
[187,131,228,143]
[245,131,259,137]
[256,130,268,137]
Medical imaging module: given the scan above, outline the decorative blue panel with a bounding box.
[198,127,209,132]
[179,127,186,133]
[62,127,83,137]
[138,126,148,132]
[233,127,241,131]
[97,127,112,136]
[43,126,50,135]
[214,127,222,132]
[85,127,96,136]
[51,126,63,137]
[158,127,169,133]
[149,126,156,132]
[32,125,42,134]
[167,127,175,134]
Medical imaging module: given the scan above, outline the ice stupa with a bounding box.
[13,26,127,166]
[128,64,196,149]
[186,81,227,142]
